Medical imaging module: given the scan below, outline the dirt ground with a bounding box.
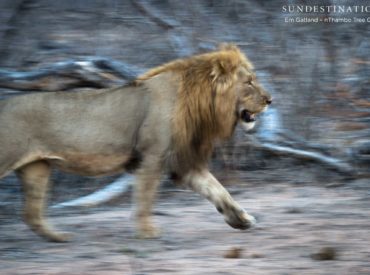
[0,1,369,274]
[1,170,369,275]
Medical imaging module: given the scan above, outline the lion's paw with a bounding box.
[224,208,256,230]
[136,225,161,239]
[45,231,73,243]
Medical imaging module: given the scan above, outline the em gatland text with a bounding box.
[282,4,370,23]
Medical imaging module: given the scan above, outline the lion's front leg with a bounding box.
[134,155,162,239]
[182,170,256,230]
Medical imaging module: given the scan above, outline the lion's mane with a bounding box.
[137,45,254,173]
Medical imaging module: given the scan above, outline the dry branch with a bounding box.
[259,142,354,175]
[52,174,135,209]
[131,0,176,30]
[0,57,143,93]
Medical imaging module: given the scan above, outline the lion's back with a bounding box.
[0,86,153,154]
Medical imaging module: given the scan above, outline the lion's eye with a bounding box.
[245,80,253,85]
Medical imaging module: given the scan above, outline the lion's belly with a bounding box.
[49,153,131,176]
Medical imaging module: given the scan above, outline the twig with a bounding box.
[52,174,135,209]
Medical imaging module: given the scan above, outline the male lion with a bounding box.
[0,45,271,242]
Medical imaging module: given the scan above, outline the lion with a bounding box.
[0,44,271,242]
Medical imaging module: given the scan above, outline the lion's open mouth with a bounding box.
[240,109,256,123]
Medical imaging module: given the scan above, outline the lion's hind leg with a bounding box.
[16,161,70,242]
[182,170,256,230]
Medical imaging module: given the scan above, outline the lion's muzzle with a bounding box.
[240,109,256,123]
[239,109,257,132]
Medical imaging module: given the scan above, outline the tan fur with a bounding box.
[0,44,270,241]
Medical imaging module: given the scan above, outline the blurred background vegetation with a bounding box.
[0,1,369,273]
[0,0,369,202]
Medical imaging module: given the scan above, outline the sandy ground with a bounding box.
[1,173,369,275]
[0,1,369,274]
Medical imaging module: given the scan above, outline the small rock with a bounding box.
[224,247,243,259]
[285,207,303,214]
[250,252,264,258]
[311,247,337,261]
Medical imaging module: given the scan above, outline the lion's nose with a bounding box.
[265,96,272,105]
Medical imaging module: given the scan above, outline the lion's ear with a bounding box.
[210,57,239,84]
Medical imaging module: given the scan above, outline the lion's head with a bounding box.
[137,44,271,171]
[234,60,272,132]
